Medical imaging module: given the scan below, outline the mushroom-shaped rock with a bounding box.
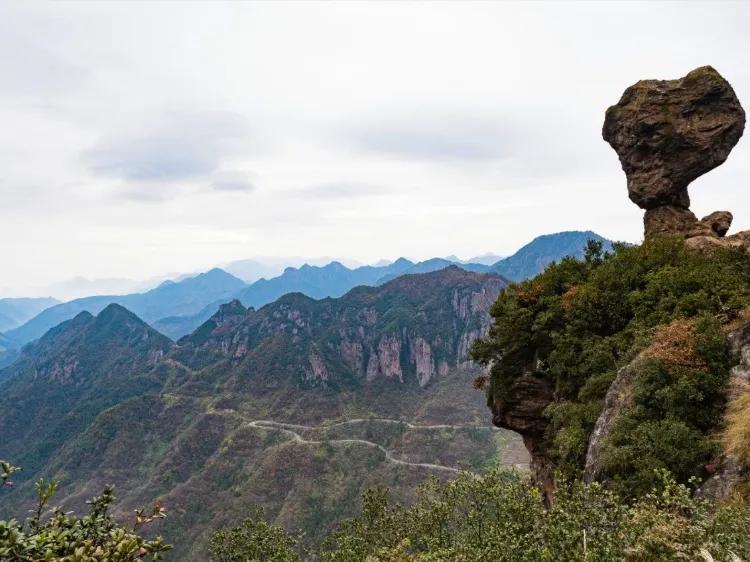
[603,66,745,210]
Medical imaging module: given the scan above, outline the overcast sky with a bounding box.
[2,1,750,296]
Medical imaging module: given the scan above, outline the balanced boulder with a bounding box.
[604,65,745,211]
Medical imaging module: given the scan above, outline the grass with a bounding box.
[723,380,750,468]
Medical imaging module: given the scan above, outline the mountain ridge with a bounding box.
[5,269,247,346]
[4,231,613,352]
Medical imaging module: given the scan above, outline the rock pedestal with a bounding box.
[603,66,746,243]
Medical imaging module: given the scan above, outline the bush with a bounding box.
[209,508,304,562]
[0,461,170,561]
[211,468,750,561]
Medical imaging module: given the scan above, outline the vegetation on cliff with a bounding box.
[472,237,750,495]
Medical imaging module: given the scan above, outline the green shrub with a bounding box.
[0,461,170,561]
[209,508,304,562]
[212,468,750,561]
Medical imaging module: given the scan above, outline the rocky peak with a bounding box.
[177,268,506,388]
[603,66,747,244]
[212,299,248,328]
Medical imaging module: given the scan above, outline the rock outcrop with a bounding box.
[177,267,506,388]
[488,372,556,502]
[603,66,746,242]
[584,321,750,496]
[583,357,644,483]
[698,321,750,500]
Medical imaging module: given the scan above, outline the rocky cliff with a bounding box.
[178,266,506,389]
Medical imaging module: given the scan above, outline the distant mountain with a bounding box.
[236,258,415,309]
[376,258,491,285]
[224,256,364,283]
[0,304,172,474]
[151,299,229,340]
[0,268,522,560]
[466,253,505,266]
[223,258,290,283]
[0,333,19,369]
[442,253,504,266]
[6,268,246,346]
[490,231,613,281]
[5,232,611,347]
[0,297,59,332]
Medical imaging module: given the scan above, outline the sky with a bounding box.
[2,1,750,297]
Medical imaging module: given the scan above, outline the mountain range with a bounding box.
[3,269,247,347]
[0,267,527,559]
[1,230,613,351]
[0,297,60,332]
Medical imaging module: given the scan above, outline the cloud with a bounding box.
[350,112,515,161]
[84,110,252,183]
[210,170,256,192]
[0,19,88,98]
[117,184,181,203]
[291,182,386,199]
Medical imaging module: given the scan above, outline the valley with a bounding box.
[0,267,528,559]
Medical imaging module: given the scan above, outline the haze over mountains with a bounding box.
[0,297,60,333]
[0,230,612,353]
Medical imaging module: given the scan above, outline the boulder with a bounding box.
[603,65,750,249]
[698,211,733,237]
[643,205,699,237]
[603,66,745,211]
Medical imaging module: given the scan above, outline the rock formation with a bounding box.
[603,66,746,243]
[489,373,556,502]
[176,267,506,388]
[583,357,645,484]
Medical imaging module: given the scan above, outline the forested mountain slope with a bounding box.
[0,268,525,560]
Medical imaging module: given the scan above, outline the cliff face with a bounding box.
[698,322,750,500]
[177,267,506,389]
[488,373,556,500]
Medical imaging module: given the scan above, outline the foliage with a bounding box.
[209,508,304,562]
[0,461,170,561]
[471,237,750,492]
[212,468,750,561]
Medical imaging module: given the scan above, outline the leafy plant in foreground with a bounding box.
[0,460,170,561]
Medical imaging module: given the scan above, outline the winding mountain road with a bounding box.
[244,418,495,474]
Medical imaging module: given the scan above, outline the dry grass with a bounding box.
[642,318,706,370]
[722,380,750,468]
[516,279,544,305]
[560,286,580,311]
